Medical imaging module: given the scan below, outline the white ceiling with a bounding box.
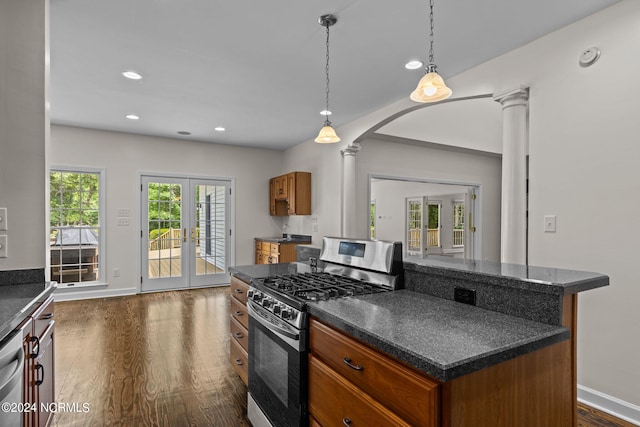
[50,0,620,151]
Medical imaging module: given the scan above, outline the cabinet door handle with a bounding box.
[234,288,244,294]
[39,313,54,320]
[343,357,364,371]
[35,363,44,386]
[234,358,243,366]
[343,418,352,426]
[234,311,243,316]
[233,332,244,339]
[30,336,40,359]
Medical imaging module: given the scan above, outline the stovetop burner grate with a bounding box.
[260,272,389,302]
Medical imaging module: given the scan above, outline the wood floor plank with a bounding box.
[52,287,633,427]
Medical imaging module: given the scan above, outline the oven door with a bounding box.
[248,300,307,427]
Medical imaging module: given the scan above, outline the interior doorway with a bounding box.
[369,175,480,260]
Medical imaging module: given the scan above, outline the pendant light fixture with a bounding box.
[410,0,452,103]
[315,14,340,144]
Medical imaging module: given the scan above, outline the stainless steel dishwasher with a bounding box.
[0,331,24,426]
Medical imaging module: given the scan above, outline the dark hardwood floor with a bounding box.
[53,287,634,427]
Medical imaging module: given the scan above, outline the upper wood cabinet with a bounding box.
[269,172,311,216]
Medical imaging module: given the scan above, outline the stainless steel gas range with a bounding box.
[246,237,403,427]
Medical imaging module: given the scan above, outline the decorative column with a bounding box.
[493,87,529,265]
[341,143,361,238]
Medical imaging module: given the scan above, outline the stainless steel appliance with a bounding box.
[0,331,25,427]
[247,237,403,427]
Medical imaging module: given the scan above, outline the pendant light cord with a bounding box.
[324,22,331,126]
[428,0,435,64]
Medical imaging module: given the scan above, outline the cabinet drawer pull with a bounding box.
[343,418,352,426]
[30,336,40,359]
[343,357,364,371]
[35,363,45,386]
[234,311,243,316]
[233,332,244,339]
[234,288,244,294]
[39,313,54,320]
[234,358,243,366]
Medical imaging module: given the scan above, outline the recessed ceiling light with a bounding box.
[405,60,423,70]
[320,110,332,116]
[214,127,226,132]
[177,131,191,136]
[125,114,139,120]
[122,70,143,80]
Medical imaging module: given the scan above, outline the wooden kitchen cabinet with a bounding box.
[269,172,311,216]
[309,318,439,427]
[229,275,249,386]
[310,309,576,427]
[254,239,300,264]
[20,295,55,427]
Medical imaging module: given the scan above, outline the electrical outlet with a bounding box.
[0,235,7,258]
[117,209,129,217]
[454,287,476,306]
[544,215,557,232]
[117,217,130,226]
[0,208,7,231]
[113,268,120,277]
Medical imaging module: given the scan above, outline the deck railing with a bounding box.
[453,229,464,247]
[149,228,182,251]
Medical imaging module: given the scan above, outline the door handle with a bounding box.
[191,228,195,242]
[35,363,45,386]
[183,228,187,243]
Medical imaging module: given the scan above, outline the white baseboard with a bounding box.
[578,384,640,426]
[53,286,138,301]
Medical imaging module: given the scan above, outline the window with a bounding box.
[453,201,464,247]
[49,169,103,285]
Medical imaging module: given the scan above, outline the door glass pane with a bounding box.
[408,200,422,252]
[195,184,226,276]
[147,181,183,279]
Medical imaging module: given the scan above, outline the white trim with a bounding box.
[578,384,640,426]
[54,286,137,302]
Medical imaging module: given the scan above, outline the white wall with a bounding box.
[0,0,49,271]
[51,125,283,294]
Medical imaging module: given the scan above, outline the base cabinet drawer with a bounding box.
[310,318,440,426]
[309,355,411,427]
[230,276,249,305]
[230,338,248,385]
[230,297,248,329]
[230,316,248,352]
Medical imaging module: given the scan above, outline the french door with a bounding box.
[141,175,231,292]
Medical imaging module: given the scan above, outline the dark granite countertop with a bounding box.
[254,234,312,244]
[404,256,609,295]
[0,281,57,342]
[307,290,569,382]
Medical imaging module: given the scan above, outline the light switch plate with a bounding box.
[0,207,7,231]
[0,235,7,258]
[544,215,557,233]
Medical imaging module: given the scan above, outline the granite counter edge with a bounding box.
[307,303,569,382]
[0,282,57,343]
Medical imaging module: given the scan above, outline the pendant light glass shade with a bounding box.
[411,0,452,103]
[315,123,341,143]
[410,64,452,102]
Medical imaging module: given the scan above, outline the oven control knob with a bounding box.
[273,305,281,315]
[262,299,272,308]
[281,309,292,319]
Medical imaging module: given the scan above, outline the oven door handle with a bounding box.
[247,300,300,342]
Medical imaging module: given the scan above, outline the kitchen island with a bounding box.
[229,257,608,426]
